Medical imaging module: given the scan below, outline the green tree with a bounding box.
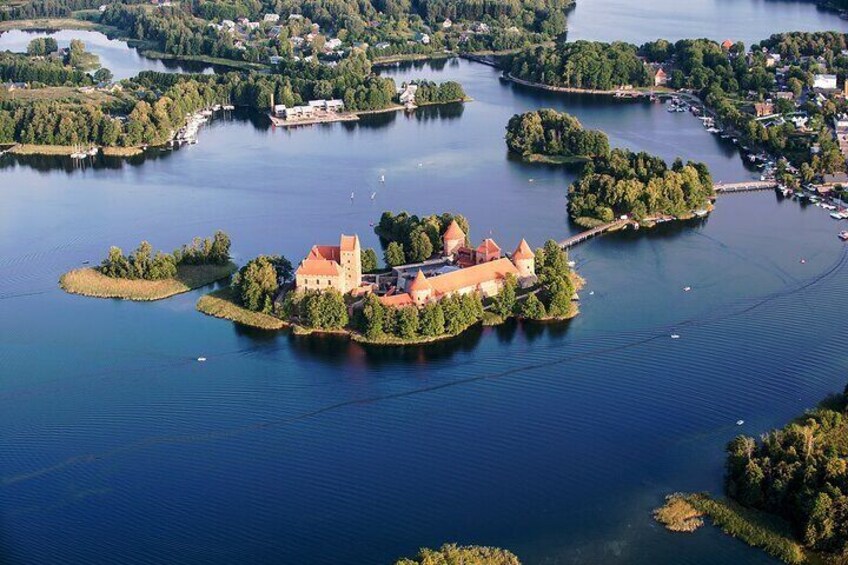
[521,292,546,319]
[361,293,386,339]
[361,248,379,273]
[232,255,280,313]
[385,241,406,267]
[419,302,445,336]
[407,229,434,262]
[396,306,420,338]
[492,273,518,317]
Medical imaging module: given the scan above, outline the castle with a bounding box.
[293,221,536,308]
[379,220,536,308]
[294,234,362,294]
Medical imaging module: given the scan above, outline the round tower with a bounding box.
[408,270,433,306]
[511,239,535,278]
[442,220,465,257]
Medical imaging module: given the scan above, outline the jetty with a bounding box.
[713,180,778,194]
[559,219,633,249]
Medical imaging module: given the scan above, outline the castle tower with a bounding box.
[339,234,361,293]
[511,239,535,278]
[476,238,501,264]
[442,220,465,257]
[408,270,433,306]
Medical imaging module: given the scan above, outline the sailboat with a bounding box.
[379,174,385,183]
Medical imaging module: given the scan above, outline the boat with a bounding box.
[840,231,848,241]
[223,104,235,111]
[350,191,355,199]
[706,127,720,134]
[830,212,842,219]
[379,174,385,183]
[693,209,709,218]
[197,357,207,362]
[736,420,745,426]
[370,192,376,200]
[670,334,680,339]
[683,286,691,292]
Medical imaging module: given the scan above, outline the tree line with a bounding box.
[357,291,484,340]
[99,231,231,280]
[505,108,610,159]
[0,0,143,22]
[0,51,93,86]
[568,149,714,222]
[725,384,848,558]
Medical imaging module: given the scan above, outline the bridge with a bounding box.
[559,219,633,249]
[713,180,778,194]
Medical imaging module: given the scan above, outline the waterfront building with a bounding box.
[653,68,668,87]
[295,234,362,294]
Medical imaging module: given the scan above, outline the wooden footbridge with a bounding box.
[559,219,634,249]
[713,180,778,194]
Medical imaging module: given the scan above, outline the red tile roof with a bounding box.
[308,245,341,262]
[512,239,534,260]
[428,257,518,296]
[476,238,501,256]
[379,293,415,307]
[296,258,343,277]
[408,270,433,292]
[340,234,359,252]
[443,220,465,240]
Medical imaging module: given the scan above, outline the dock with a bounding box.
[713,180,778,194]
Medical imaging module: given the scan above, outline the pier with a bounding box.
[713,180,778,194]
[559,219,633,249]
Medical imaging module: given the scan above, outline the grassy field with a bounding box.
[0,18,117,32]
[60,263,237,301]
[656,493,811,565]
[196,287,287,330]
[523,153,591,165]
[102,146,144,157]
[0,86,119,104]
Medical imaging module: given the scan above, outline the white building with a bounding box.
[263,13,279,23]
[324,38,342,50]
[814,74,837,90]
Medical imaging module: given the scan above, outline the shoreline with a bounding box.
[502,73,663,98]
[60,263,236,301]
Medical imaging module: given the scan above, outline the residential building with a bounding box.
[295,234,362,294]
[753,101,774,117]
[814,74,837,90]
[653,68,668,87]
[263,13,280,23]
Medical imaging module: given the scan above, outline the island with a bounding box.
[60,231,236,300]
[505,33,848,189]
[655,383,848,564]
[196,212,583,343]
[505,109,610,164]
[395,543,521,564]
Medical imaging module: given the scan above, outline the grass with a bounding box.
[0,18,110,32]
[196,287,287,330]
[139,50,266,71]
[102,146,144,157]
[0,86,119,104]
[60,262,237,301]
[523,153,591,165]
[654,494,705,532]
[660,493,811,565]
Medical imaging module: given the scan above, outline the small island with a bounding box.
[395,543,521,564]
[655,383,848,564]
[505,108,610,164]
[61,231,236,301]
[568,148,714,227]
[197,212,582,344]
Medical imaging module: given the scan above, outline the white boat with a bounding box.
[379,174,385,183]
[831,212,843,220]
[197,357,207,362]
[706,127,720,133]
[839,231,848,241]
[670,334,680,339]
[350,191,355,199]
[683,286,691,292]
[223,104,235,110]
[370,192,376,200]
[736,420,744,426]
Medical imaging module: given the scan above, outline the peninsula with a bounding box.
[60,231,236,300]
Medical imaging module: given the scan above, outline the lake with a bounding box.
[3,2,848,564]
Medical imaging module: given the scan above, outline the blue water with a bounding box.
[3,3,848,563]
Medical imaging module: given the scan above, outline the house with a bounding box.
[288,14,303,20]
[442,19,452,29]
[414,32,430,45]
[765,53,781,68]
[295,234,362,294]
[823,172,848,185]
[721,39,734,50]
[653,68,668,87]
[263,13,279,23]
[324,38,342,50]
[813,74,837,90]
[775,91,794,101]
[221,19,235,29]
[283,105,315,119]
[269,55,284,65]
[397,83,418,105]
[306,99,344,112]
[375,42,390,50]
[753,101,774,117]
[2,81,27,91]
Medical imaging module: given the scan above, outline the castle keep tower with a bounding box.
[511,239,535,279]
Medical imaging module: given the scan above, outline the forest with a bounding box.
[410,80,466,104]
[505,108,610,160]
[508,40,651,90]
[567,149,714,223]
[725,384,848,558]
